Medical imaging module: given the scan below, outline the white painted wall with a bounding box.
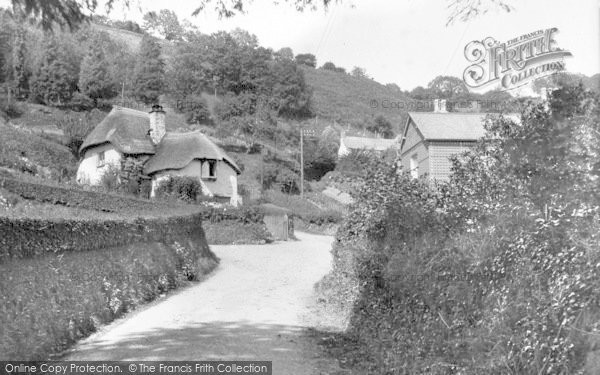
[76,144,122,185]
[149,160,239,203]
[337,138,350,158]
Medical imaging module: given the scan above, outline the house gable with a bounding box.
[400,116,427,156]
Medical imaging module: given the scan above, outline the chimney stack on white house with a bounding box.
[433,99,448,113]
[149,104,166,144]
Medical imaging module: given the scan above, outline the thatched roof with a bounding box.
[80,107,155,155]
[143,131,241,175]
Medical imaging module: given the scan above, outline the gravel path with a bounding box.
[64,232,347,374]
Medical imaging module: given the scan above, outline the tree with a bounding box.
[230,28,258,48]
[322,61,347,73]
[295,53,316,68]
[268,59,312,118]
[409,86,433,100]
[181,95,212,125]
[274,47,294,61]
[367,115,394,138]
[132,35,165,105]
[427,75,467,98]
[142,9,184,41]
[79,37,116,104]
[30,36,74,105]
[350,66,368,79]
[12,25,29,97]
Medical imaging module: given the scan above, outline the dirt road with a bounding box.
[64,232,348,374]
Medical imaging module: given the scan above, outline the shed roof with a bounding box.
[341,136,397,151]
[80,106,155,155]
[143,131,241,175]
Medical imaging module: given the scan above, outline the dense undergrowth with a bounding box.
[318,84,600,374]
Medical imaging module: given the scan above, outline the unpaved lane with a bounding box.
[64,232,345,374]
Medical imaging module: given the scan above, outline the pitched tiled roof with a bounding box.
[143,131,241,175]
[407,112,489,141]
[341,136,398,151]
[80,107,155,155]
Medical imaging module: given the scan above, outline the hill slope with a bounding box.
[301,66,412,131]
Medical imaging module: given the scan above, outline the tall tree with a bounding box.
[12,25,28,97]
[132,35,165,105]
[79,37,116,104]
[30,36,74,105]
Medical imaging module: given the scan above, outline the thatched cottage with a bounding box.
[76,105,242,205]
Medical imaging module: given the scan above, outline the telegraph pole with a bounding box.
[300,128,304,198]
[300,126,315,199]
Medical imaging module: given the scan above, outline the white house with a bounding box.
[77,105,242,205]
[338,132,400,158]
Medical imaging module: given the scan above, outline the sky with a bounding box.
[3,0,600,90]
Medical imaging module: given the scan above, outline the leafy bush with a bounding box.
[0,101,25,118]
[154,176,203,202]
[320,83,600,374]
[67,92,95,111]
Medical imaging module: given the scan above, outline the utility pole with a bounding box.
[300,128,304,198]
[121,81,125,104]
[300,126,315,199]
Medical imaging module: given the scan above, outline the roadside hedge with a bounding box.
[0,213,206,262]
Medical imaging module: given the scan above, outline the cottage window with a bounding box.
[208,161,216,178]
[202,160,217,179]
[410,153,419,179]
[97,151,106,167]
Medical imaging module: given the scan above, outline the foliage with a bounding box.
[179,95,212,125]
[321,61,346,74]
[366,115,394,138]
[0,216,217,360]
[202,221,272,245]
[259,163,299,194]
[335,149,378,178]
[321,83,600,374]
[142,9,184,41]
[78,35,117,104]
[154,176,203,202]
[132,35,165,105]
[350,66,368,79]
[295,53,317,68]
[56,109,104,157]
[30,36,76,105]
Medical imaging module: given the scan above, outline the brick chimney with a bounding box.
[149,104,166,144]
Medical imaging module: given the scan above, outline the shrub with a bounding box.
[155,176,203,202]
[319,83,600,374]
[67,92,95,111]
[100,164,120,191]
